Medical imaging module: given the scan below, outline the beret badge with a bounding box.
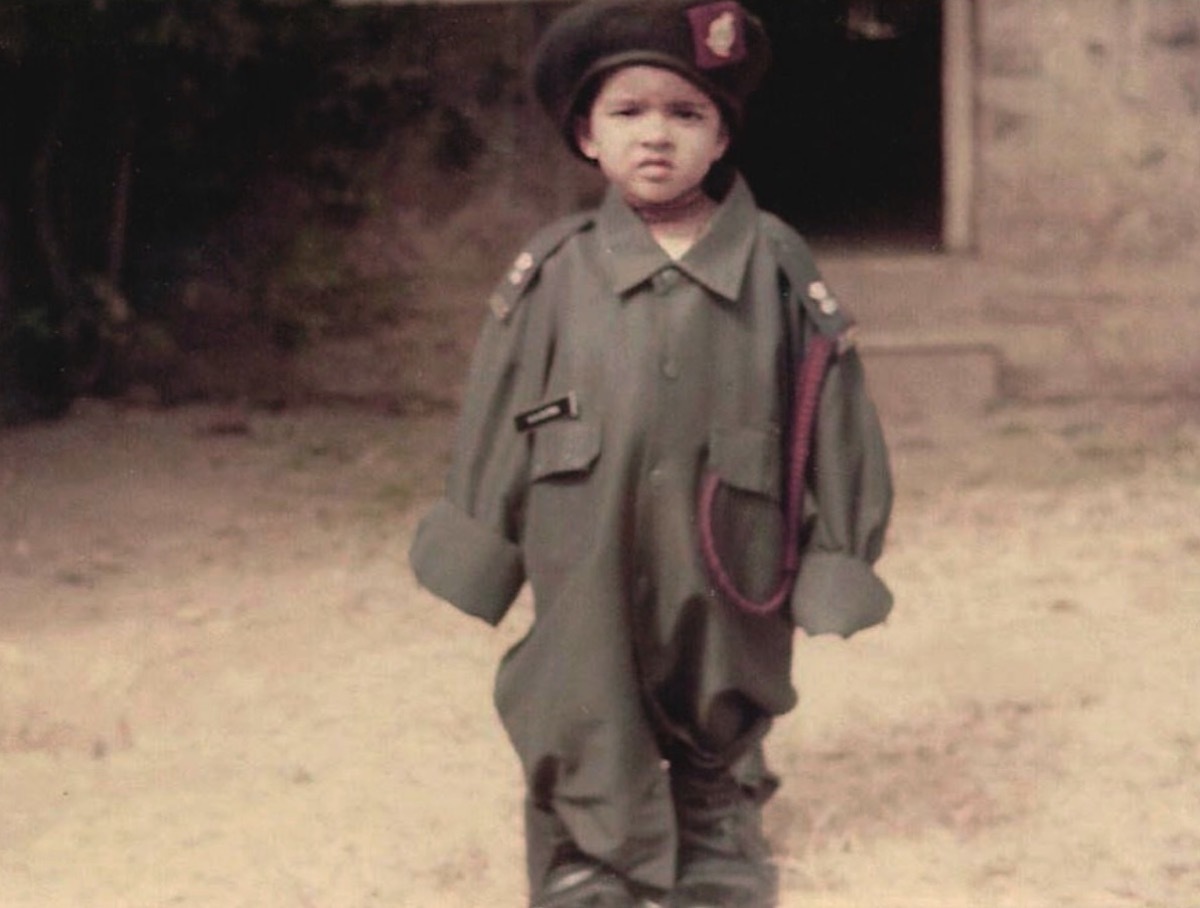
[687,1,747,69]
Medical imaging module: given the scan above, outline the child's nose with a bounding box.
[639,113,672,146]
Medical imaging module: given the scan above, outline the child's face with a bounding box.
[575,65,729,209]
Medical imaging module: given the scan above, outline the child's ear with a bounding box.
[574,116,598,161]
[715,119,731,160]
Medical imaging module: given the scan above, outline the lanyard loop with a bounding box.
[697,332,836,616]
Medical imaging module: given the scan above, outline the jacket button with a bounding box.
[652,268,680,295]
[634,573,651,598]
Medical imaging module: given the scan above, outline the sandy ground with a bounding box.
[1,395,1199,908]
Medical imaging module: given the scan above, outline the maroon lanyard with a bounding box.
[697,331,836,615]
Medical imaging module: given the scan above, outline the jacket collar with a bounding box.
[596,174,758,303]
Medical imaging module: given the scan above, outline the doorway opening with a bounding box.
[739,0,945,251]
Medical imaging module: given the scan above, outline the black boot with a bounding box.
[530,820,667,908]
[668,765,778,908]
[533,842,638,908]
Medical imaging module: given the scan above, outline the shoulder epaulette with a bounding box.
[760,213,853,341]
[486,212,594,322]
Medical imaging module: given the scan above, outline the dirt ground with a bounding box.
[1,390,1198,908]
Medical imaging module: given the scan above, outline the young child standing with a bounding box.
[410,2,893,906]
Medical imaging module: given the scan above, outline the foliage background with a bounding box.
[0,0,536,424]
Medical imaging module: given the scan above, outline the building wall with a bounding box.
[979,0,1199,264]
[971,0,1200,399]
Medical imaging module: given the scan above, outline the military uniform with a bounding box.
[410,174,893,898]
[411,2,892,905]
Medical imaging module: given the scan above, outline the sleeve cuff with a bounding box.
[409,499,525,626]
[791,552,893,638]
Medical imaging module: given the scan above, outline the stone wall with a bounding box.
[973,0,1200,399]
[979,0,1199,265]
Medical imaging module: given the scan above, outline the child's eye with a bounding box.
[669,106,706,121]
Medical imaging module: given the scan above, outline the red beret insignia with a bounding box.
[687,1,747,70]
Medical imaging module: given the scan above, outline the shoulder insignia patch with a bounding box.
[761,213,852,339]
[488,289,515,322]
[796,276,852,338]
[487,213,593,322]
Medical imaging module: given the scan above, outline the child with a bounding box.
[410,2,893,906]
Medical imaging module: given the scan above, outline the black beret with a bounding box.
[532,0,771,153]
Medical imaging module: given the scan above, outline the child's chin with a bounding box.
[628,185,699,207]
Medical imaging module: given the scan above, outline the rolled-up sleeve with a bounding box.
[410,499,525,625]
[791,346,894,637]
[409,282,554,626]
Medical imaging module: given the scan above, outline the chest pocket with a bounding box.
[702,425,787,606]
[530,420,601,482]
[524,419,601,587]
[707,425,783,502]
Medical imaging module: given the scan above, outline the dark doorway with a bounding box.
[739,0,943,250]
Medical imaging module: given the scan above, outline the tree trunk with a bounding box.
[106,67,135,290]
[31,67,75,309]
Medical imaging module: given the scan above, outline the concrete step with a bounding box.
[857,328,1003,439]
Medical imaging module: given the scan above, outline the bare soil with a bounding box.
[1,394,1198,907]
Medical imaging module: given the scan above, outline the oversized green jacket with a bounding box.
[409,175,892,889]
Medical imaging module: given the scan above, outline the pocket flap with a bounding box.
[708,425,782,500]
[531,421,601,481]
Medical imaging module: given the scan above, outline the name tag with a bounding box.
[515,393,578,432]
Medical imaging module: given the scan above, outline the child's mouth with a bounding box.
[637,159,673,177]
